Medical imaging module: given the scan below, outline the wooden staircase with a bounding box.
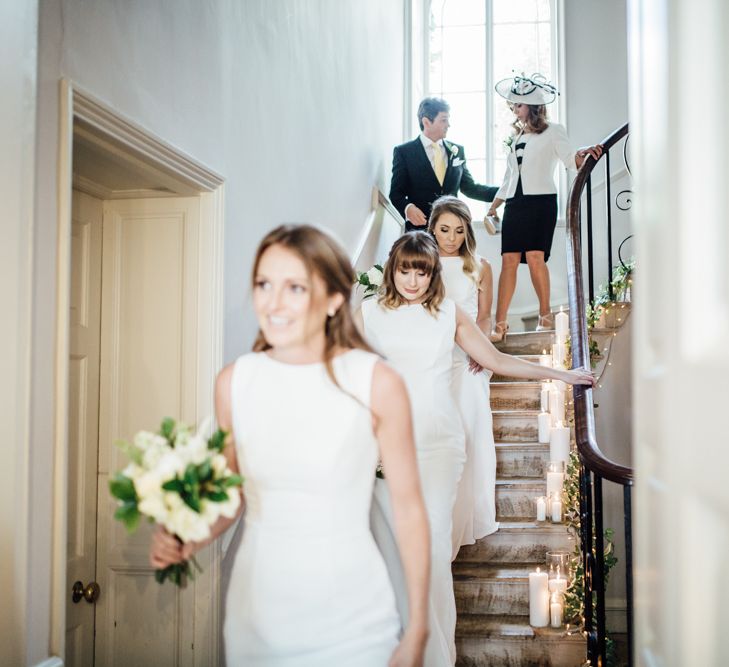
[453,330,585,667]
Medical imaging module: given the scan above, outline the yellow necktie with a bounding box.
[432,142,446,185]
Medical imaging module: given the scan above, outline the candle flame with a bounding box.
[542,349,547,354]
[537,567,541,573]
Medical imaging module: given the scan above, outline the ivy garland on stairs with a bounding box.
[563,438,619,665]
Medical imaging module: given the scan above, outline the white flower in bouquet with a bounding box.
[357,263,385,297]
[110,417,243,585]
[366,265,383,287]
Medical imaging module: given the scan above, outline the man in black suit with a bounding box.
[389,97,499,231]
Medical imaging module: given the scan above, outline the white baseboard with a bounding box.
[33,658,63,667]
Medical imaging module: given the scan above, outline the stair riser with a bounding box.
[496,447,550,478]
[496,486,544,520]
[456,637,586,667]
[494,332,559,356]
[457,530,574,564]
[455,579,529,616]
[493,415,538,442]
[491,393,541,411]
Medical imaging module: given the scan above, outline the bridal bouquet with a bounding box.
[356,263,384,297]
[110,417,243,585]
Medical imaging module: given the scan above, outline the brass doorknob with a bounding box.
[72,580,101,604]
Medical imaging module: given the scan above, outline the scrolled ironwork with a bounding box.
[616,189,633,211]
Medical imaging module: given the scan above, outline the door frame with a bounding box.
[52,79,225,664]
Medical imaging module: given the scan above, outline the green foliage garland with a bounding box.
[563,449,619,665]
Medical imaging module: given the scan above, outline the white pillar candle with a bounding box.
[539,349,552,367]
[549,387,565,425]
[550,593,564,628]
[538,412,551,444]
[555,308,569,338]
[529,568,550,627]
[536,496,547,521]
[552,342,566,368]
[549,421,570,462]
[548,576,568,595]
[546,471,564,497]
[551,498,563,523]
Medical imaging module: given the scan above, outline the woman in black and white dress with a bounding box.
[487,73,602,340]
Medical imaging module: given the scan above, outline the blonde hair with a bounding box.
[251,225,374,387]
[379,232,445,315]
[511,103,549,134]
[428,195,481,288]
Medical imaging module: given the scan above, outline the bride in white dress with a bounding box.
[357,232,595,666]
[150,225,430,667]
[428,196,499,559]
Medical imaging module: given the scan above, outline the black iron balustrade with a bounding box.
[566,122,634,667]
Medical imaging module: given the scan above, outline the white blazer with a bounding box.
[495,122,577,200]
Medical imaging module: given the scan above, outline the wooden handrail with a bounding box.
[566,123,633,486]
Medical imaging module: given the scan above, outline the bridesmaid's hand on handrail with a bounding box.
[560,366,596,387]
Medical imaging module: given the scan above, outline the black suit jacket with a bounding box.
[389,138,499,231]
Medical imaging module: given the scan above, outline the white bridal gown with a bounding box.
[441,256,499,560]
[225,349,399,666]
[363,297,466,667]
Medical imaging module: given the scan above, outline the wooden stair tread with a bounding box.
[456,614,583,640]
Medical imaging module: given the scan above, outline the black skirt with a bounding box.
[501,179,558,264]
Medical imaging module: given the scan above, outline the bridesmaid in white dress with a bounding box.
[357,232,595,666]
[150,225,430,667]
[428,195,499,559]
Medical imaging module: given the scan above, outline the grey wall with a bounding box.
[1,2,38,664]
[30,1,406,662]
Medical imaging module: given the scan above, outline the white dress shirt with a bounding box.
[419,133,447,172]
[495,122,577,200]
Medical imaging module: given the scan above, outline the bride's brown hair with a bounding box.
[379,231,445,316]
[251,225,374,386]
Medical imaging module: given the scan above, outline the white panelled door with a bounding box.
[66,191,103,667]
[94,197,202,666]
[64,194,209,666]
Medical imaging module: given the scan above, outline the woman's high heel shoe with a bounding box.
[535,313,554,331]
[489,321,509,343]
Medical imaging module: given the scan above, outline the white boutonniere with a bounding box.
[503,134,515,154]
[448,143,459,159]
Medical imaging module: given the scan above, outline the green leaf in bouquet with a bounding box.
[208,428,227,452]
[184,463,199,486]
[162,479,185,493]
[183,464,202,512]
[197,459,213,483]
[222,474,243,488]
[207,490,229,502]
[154,557,203,586]
[114,502,140,532]
[358,273,370,286]
[374,264,384,272]
[109,474,137,502]
[160,417,176,442]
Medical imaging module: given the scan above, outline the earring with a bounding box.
[327,309,336,318]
